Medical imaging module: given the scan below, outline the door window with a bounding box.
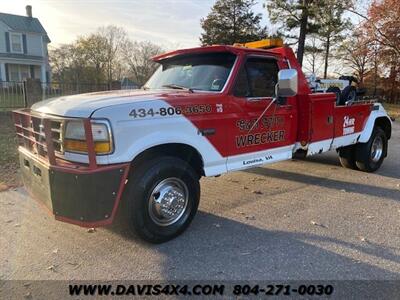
[234,58,279,98]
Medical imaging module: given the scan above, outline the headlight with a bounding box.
[63,120,113,155]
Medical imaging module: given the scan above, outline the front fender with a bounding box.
[92,100,226,176]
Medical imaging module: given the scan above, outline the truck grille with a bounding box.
[13,109,98,169]
[50,121,63,152]
[13,110,64,161]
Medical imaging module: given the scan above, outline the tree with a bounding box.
[97,26,128,85]
[76,34,108,84]
[366,0,400,102]
[344,0,400,102]
[49,44,93,85]
[303,35,323,74]
[49,45,70,83]
[359,0,400,102]
[266,0,319,66]
[49,25,130,88]
[370,41,380,96]
[315,0,352,78]
[349,0,400,58]
[200,0,267,46]
[338,29,371,84]
[122,41,164,85]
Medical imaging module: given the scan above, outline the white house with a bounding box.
[0,5,50,83]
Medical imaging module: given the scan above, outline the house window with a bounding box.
[9,65,20,82]
[10,33,23,53]
[8,65,31,82]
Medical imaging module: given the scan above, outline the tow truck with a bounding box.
[13,38,392,243]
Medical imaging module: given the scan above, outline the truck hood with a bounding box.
[31,89,190,118]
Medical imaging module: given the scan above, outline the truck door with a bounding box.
[307,94,335,155]
[226,56,297,171]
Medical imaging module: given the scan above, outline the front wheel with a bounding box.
[355,127,387,172]
[123,156,200,243]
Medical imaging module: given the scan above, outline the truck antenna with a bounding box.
[247,84,279,133]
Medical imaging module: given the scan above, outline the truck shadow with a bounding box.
[108,211,400,280]
[243,167,399,202]
[300,153,400,180]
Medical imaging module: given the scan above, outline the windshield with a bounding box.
[144,52,236,92]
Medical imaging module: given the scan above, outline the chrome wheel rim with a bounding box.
[148,178,189,226]
[370,135,383,163]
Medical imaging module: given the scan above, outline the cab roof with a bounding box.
[152,39,286,62]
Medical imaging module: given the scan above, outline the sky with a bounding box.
[1,0,369,76]
[1,0,271,49]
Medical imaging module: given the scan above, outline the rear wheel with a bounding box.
[123,156,200,243]
[355,127,387,172]
[338,145,357,169]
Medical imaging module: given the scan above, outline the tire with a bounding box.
[355,127,387,172]
[293,149,307,159]
[339,86,356,105]
[123,156,200,243]
[338,145,357,169]
[327,86,341,105]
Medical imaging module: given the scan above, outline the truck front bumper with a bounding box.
[19,147,130,227]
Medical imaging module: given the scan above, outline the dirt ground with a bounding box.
[0,113,21,191]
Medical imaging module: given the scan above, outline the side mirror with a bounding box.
[276,69,298,98]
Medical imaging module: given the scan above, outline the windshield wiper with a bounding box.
[162,84,194,93]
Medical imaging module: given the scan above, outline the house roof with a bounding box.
[0,12,50,43]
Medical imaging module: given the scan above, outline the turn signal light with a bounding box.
[64,139,111,154]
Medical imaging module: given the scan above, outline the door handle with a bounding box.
[198,128,216,136]
[246,97,271,102]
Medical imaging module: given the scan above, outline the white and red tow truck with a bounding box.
[14,39,392,243]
